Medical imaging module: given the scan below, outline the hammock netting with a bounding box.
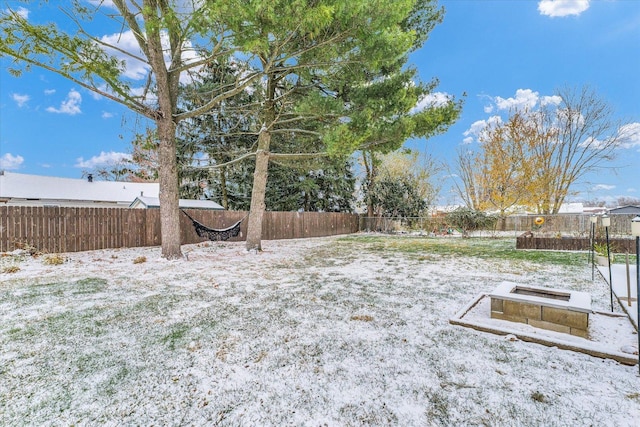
[182,211,245,241]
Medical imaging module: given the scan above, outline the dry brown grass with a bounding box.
[43,254,65,266]
[1,265,21,274]
[350,314,374,322]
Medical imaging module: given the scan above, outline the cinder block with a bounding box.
[491,298,504,313]
[491,311,527,324]
[528,318,571,334]
[570,327,589,339]
[503,300,542,320]
[542,307,588,330]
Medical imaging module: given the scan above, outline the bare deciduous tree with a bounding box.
[452,86,628,214]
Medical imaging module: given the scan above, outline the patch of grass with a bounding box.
[160,323,191,350]
[337,235,586,266]
[99,365,132,397]
[133,255,147,264]
[73,278,108,295]
[426,389,451,422]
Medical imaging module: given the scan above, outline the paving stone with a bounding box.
[569,327,589,339]
[490,311,527,324]
[528,318,571,334]
[503,300,542,320]
[542,306,589,329]
[491,298,504,313]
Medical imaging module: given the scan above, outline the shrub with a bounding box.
[43,254,65,265]
[133,256,147,264]
[13,240,41,257]
[445,207,498,237]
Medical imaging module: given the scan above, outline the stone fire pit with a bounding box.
[490,282,592,338]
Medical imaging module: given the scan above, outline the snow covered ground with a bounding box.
[1,235,639,426]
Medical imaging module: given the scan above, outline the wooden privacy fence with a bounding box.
[0,206,359,253]
[506,214,638,237]
[516,233,636,253]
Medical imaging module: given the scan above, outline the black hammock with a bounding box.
[181,210,247,241]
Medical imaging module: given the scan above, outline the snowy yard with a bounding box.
[1,235,639,426]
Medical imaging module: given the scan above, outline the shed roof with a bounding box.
[609,205,640,214]
[129,196,224,210]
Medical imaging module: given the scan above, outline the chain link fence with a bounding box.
[359,214,639,239]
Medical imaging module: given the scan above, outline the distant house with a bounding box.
[583,206,608,215]
[0,171,159,208]
[129,196,223,210]
[609,205,640,215]
[558,202,584,214]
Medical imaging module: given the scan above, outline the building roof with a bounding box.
[129,196,224,210]
[609,205,640,214]
[0,171,159,204]
[558,202,584,214]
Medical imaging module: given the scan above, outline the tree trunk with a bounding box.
[362,151,377,220]
[220,166,228,209]
[157,118,183,259]
[245,129,271,251]
[498,215,507,231]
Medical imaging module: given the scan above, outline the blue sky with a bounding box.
[1,0,639,206]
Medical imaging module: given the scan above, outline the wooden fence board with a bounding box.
[0,207,7,252]
[64,208,74,252]
[13,207,23,246]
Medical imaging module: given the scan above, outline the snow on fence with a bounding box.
[0,206,359,253]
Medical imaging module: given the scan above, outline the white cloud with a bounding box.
[627,188,637,193]
[99,29,203,84]
[130,85,155,100]
[494,89,540,111]
[100,31,149,80]
[75,151,131,169]
[538,0,590,18]
[617,122,640,149]
[464,120,489,138]
[410,92,452,114]
[101,111,114,119]
[462,136,474,145]
[12,6,29,19]
[540,95,562,106]
[46,89,82,115]
[0,153,24,170]
[44,89,56,95]
[88,0,115,8]
[593,184,615,191]
[463,116,503,141]
[11,93,30,108]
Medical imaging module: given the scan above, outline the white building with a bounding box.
[557,202,584,214]
[0,171,160,208]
